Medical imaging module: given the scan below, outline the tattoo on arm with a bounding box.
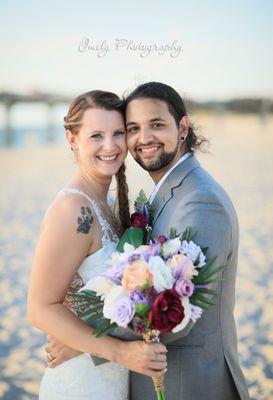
[77,206,94,234]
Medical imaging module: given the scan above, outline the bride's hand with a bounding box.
[116,340,168,378]
[45,335,82,368]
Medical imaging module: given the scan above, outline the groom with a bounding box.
[124,82,249,400]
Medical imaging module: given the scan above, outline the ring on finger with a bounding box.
[47,351,55,362]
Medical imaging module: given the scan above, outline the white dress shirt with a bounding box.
[149,152,192,203]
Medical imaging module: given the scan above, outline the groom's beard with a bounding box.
[133,138,180,172]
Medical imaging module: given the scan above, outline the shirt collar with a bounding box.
[149,152,192,203]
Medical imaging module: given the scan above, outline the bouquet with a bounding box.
[70,190,225,400]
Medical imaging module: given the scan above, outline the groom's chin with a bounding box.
[133,156,160,172]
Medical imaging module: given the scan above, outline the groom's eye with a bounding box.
[127,126,138,133]
[152,123,164,128]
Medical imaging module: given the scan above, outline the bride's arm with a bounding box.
[27,194,167,377]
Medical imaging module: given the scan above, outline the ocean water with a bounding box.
[0,112,273,399]
[0,127,66,148]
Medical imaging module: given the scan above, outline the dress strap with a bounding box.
[57,188,119,244]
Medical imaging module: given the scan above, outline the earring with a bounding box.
[71,147,79,160]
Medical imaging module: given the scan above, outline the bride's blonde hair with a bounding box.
[64,90,131,233]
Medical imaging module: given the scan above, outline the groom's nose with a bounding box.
[138,127,154,145]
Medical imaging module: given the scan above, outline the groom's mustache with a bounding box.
[135,142,164,151]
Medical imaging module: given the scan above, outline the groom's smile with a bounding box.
[126,98,184,182]
[136,143,163,157]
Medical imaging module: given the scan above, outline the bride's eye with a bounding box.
[90,133,102,139]
[114,130,126,136]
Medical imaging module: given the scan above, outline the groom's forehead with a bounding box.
[125,98,171,122]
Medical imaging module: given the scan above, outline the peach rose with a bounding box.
[122,260,153,291]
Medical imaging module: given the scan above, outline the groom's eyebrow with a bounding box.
[126,121,137,127]
[126,117,166,127]
[150,117,166,122]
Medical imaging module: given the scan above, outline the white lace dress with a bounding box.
[39,188,129,400]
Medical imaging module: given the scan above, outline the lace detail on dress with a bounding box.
[57,188,119,246]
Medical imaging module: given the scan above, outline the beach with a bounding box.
[0,112,273,399]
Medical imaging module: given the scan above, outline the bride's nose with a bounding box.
[102,136,117,152]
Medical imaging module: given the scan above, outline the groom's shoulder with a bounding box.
[178,159,234,209]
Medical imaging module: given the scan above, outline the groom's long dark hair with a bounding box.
[124,82,208,153]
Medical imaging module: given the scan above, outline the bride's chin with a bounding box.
[99,165,123,177]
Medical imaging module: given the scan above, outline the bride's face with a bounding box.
[73,108,127,178]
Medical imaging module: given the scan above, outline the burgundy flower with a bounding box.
[156,235,168,245]
[130,212,148,229]
[149,289,184,333]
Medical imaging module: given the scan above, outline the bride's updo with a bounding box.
[64,90,131,233]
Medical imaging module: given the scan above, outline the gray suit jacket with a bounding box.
[130,154,250,400]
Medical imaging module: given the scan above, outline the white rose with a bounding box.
[148,256,174,292]
[162,238,181,258]
[172,297,191,333]
[124,243,136,253]
[80,276,116,300]
[103,286,128,322]
[106,251,128,267]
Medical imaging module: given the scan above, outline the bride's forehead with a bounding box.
[81,108,124,128]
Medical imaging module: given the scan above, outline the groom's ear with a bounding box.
[178,116,190,141]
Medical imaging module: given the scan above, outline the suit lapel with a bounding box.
[152,154,200,225]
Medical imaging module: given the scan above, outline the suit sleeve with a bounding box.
[161,190,232,344]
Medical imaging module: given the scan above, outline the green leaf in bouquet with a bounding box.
[191,293,216,306]
[93,319,118,337]
[135,302,150,318]
[84,313,104,325]
[203,277,226,284]
[76,290,103,302]
[195,287,220,296]
[179,227,197,242]
[78,305,103,318]
[192,256,218,283]
[117,227,144,252]
[169,227,177,239]
[194,251,202,266]
[201,246,209,254]
[190,298,210,310]
[196,265,225,284]
[134,189,154,226]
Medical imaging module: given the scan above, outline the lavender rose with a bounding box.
[174,278,194,297]
[113,297,135,327]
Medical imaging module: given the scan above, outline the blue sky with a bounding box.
[0,0,273,125]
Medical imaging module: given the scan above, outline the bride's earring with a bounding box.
[71,146,79,161]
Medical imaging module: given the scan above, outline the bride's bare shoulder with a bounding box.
[40,191,95,236]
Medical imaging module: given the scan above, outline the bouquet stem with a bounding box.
[143,329,166,400]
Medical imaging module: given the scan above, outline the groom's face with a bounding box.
[126,98,182,175]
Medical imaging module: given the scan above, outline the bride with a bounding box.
[27,90,167,399]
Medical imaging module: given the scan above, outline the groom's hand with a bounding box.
[45,335,82,368]
[116,340,168,378]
